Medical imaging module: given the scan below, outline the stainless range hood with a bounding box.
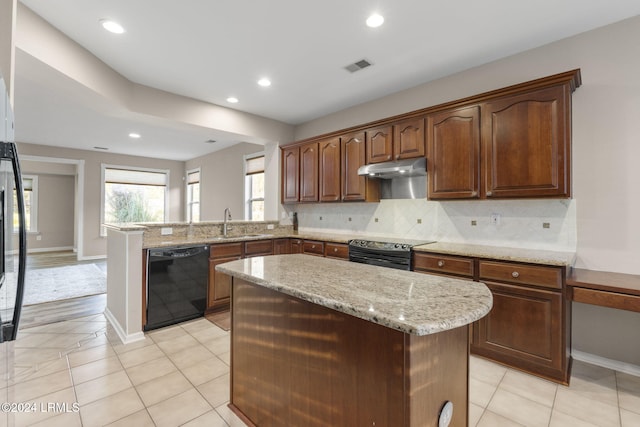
[357,157,427,199]
[357,157,426,178]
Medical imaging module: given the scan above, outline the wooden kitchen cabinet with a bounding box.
[208,243,243,312]
[341,131,380,202]
[365,125,394,164]
[482,84,572,198]
[393,116,425,160]
[427,105,480,199]
[300,142,319,202]
[244,239,273,258]
[281,146,299,204]
[319,137,341,202]
[290,238,303,253]
[302,240,325,256]
[413,252,475,278]
[471,260,569,384]
[273,238,291,254]
[324,242,349,260]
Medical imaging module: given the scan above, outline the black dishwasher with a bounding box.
[145,245,209,331]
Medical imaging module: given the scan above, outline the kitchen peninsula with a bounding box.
[216,254,493,427]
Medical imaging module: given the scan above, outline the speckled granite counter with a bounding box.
[216,254,492,336]
[413,241,575,266]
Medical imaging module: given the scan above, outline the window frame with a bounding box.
[100,164,170,236]
[244,152,265,221]
[18,174,38,233]
[185,167,201,223]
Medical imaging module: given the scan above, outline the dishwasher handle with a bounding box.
[149,245,209,259]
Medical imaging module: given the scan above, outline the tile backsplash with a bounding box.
[285,198,576,251]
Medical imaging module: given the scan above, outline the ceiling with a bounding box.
[13,0,640,161]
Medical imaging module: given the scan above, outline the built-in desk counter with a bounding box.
[216,254,492,427]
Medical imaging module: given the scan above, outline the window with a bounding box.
[13,175,38,232]
[244,154,264,221]
[186,168,200,223]
[101,165,169,234]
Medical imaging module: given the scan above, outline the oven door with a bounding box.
[348,246,411,271]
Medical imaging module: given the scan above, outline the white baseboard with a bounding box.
[27,246,74,254]
[104,308,145,345]
[572,349,640,377]
[78,254,107,261]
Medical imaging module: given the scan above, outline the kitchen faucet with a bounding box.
[223,208,232,237]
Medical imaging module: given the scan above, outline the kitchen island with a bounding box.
[216,254,493,427]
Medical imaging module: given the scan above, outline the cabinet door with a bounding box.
[300,142,319,202]
[208,255,241,310]
[471,281,564,380]
[281,146,300,203]
[482,85,570,198]
[290,239,303,254]
[366,125,393,164]
[341,131,380,202]
[393,117,425,160]
[273,238,291,254]
[319,137,341,202]
[244,240,274,257]
[427,105,480,199]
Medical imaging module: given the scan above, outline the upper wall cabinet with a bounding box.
[427,106,480,199]
[365,125,394,164]
[281,146,299,203]
[282,69,581,203]
[341,131,379,202]
[482,85,571,198]
[319,137,341,202]
[365,119,426,164]
[393,117,426,160]
[300,142,319,202]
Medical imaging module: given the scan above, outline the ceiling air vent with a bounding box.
[205,139,217,144]
[344,59,372,73]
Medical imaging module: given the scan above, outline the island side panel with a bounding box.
[405,326,469,427]
[230,277,469,427]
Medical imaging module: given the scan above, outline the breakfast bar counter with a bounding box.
[216,254,492,427]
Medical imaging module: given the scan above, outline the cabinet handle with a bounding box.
[512,271,520,278]
[438,260,445,267]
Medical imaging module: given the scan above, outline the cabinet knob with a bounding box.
[334,248,338,252]
[438,260,445,267]
[312,245,316,249]
[512,271,520,278]
[486,191,493,196]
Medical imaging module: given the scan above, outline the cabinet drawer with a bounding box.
[244,240,273,257]
[303,240,325,256]
[571,287,640,313]
[479,261,562,290]
[210,242,243,258]
[412,252,474,277]
[324,242,349,260]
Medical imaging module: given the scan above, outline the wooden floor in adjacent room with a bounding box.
[18,250,107,329]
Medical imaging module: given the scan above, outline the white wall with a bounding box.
[16,142,185,258]
[185,142,264,221]
[292,16,640,366]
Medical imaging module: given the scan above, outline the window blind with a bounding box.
[105,168,167,186]
[245,156,264,176]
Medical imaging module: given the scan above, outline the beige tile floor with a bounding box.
[2,314,639,427]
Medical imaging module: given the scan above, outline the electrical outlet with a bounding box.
[490,213,501,226]
[267,224,274,230]
[160,227,173,235]
[36,235,42,241]
[543,222,550,229]
[417,218,422,224]
[375,218,379,223]
[471,220,477,226]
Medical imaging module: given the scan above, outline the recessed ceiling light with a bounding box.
[100,19,125,34]
[366,13,384,28]
[227,97,239,103]
[129,132,141,139]
[257,78,271,87]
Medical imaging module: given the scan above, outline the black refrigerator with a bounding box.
[0,75,27,344]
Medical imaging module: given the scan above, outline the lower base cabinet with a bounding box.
[413,253,570,384]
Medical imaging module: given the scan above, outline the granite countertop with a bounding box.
[216,254,493,336]
[413,241,576,266]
